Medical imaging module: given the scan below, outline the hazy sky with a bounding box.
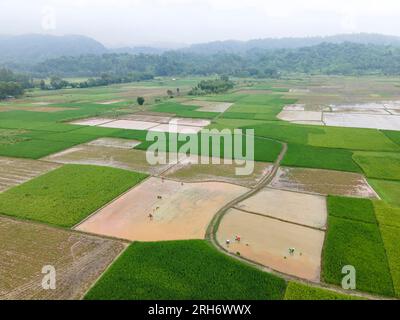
[1,0,400,47]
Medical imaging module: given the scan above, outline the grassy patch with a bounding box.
[0,164,147,227]
[151,102,219,119]
[379,225,400,297]
[136,132,282,163]
[0,139,78,159]
[284,282,361,300]
[0,129,28,145]
[383,130,400,147]
[368,179,400,206]
[327,196,377,224]
[373,201,400,228]
[85,240,287,300]
[283,143,362,173]
[322,216,394,296]
[353,152,400,181]
[250,122,323,145]
[308,127,400,152]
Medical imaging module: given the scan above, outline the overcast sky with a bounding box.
[1,0,400,47]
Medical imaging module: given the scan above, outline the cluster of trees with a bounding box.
[9,42,400,78]
[0,81,24,99]
[40,72,154,90]
[189,76,234,95]
[3,42,400,97]
[0,68,33,99]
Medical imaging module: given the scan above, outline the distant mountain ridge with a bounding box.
[2,33,400,64]
[0,34,107,63]
[184,33,400,54]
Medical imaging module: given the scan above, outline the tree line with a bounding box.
[0,68,33,99]
[6,42,400,78]
[40,72,154,90]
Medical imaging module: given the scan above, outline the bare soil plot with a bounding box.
[98,100,125,105]
[163,155,272,188]
[69,114,210,132]
[323,113,400,131]
[289,89,310,93]
[0,216,125,300]
[236,188,327,229]
[42,145,174,175]
[117,114,172,123]
[235,89,274,95]
[31,102,51,105]
[278,110,322,122]
[87,138,141,149]
[284,104,306,111]
[99,120,159,130]
[117,87,167,99]
[149,123,203,134]
[184,100,233,113]
[383,101,400,109]
[270,167,378,199]
[330,105,390,115]
[76,177,248,241]
[174,118,211,127]
[217,209,325,282]
[0,106,74,113]
[0,157,60,192]
[70,118,114,126]
[292,120,325,126]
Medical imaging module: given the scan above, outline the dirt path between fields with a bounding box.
[205,137,394,300]
[205,137,287,239]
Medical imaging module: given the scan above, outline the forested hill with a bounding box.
[0,34,107,63]
[20,43,400,77]
[2,32,400,63]
[184,33,400,54]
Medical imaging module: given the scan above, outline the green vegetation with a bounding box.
[368,179,400,206]
[283,144,362,173]
[284,282,361,300]
[85,240,287,300]
[223,94,296,121]
[135,132,282,163]
[383,130,400,146]
[379,226,400,297]
[151,102,218,119]
[327,196,377,224]
[373,201,400,229]
[189,76,234,95]
[21,43,400,78]
[0,129,28,145]
[0,139,78,159]
[322,215,394,296]
[0,68,33,99]
[0,164,147,227]
[353,152,400,180]
[308,127,400,152]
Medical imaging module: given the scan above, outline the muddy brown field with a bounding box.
[270,167,378,198]
[163,155,272,188]
[0,157,61,192]
[70,115,210,132]
[42,143,175,175]
[183,100,233,112]
[0,106,75,113]
[0,216,125,300]
[217,209,325,282]
[236,188,327,229]
[76,177,248,241]
[87,138,141,149]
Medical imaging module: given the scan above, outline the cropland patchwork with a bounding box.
[1,76,399,300]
